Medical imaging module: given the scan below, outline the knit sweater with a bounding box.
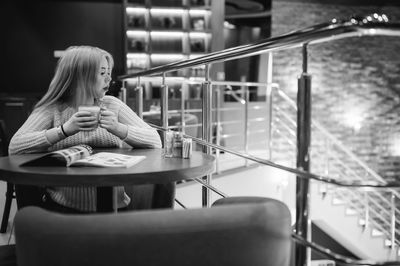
[9,95,162,212]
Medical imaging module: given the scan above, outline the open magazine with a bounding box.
[21,145,146,168]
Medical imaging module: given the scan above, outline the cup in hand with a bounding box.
[78,106,101,129]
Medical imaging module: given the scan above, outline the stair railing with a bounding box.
[119,14,400,266]
[271,84,400,248]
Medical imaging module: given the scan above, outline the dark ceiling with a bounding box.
[273,0,400,5]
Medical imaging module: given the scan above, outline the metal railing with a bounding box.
[118,14,400,266]
[272,85,400,248]
[148,79,400,249]
[150,124,400,266]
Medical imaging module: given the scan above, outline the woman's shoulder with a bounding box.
[101,95,125,106]
[32,103,59,114]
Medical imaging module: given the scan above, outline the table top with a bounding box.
[0,148,215,187]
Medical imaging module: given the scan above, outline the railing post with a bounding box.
[391,192,396,253]
[202,64,212,207]
[161,73,169,145]
[215,86,221,174]
[120,80,127,104]
[296,44,312,266]
[363,191,369,230]
[243,79,249,167]
[265,84,273,160]
[265,52,273,160]
[323,139,330,176]
[135,77,143,119]
[180,83,186,134]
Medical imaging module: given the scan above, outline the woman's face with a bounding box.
[94,56,112,99]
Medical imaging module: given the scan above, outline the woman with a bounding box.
[9,45,162,213]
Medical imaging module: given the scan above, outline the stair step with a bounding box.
[311,259,335,266]
[371,228,384,237]
[332,197,345,205]
[318,185,328,194]
[345,208,358,215]
[384,239,393,247]
[359,218,367,226]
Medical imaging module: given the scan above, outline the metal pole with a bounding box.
[120,81,127,104]
[391,192,396,251]
[295,44,312,266]
[363,191,369,230]
[265,52,273,160]
[244,84,249,167]
[121,0,128,75]
[324,139,329,176]
[180,83,186,134]
[265,85,273,160]
[135,77,143,119]
[215,87,221,174]
[161,73,169,145]
[320,139,330,199]
[202,64,212,207]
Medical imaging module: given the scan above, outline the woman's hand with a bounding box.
[99,107,128,139]
[63,111,99,136]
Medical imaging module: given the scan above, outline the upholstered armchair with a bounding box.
[14,197,292,266]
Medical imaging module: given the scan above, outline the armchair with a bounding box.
[14,197,292,266]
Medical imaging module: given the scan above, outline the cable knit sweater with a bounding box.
[9,95,162,212]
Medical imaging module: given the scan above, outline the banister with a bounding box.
[119,13,400,264]
[292,233,400,266]
[275,85,400,199]
[118,14,400,80]
[148,123,400,189]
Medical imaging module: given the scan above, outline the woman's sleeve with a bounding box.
[8,108,54,155]
[116,99,162,148]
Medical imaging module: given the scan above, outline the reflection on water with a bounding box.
[272,1,400,180]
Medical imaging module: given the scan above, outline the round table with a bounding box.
[0,148,215,186]
[0,148,215,211]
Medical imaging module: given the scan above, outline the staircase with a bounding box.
[196,85,400,262]
[270,86,400,261]
[311,182,398,260]
[173,80,400,262]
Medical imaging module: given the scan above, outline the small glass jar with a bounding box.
[172,132,183,158]
[164,131,174,158]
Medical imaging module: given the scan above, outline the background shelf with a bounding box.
[123,0,223,103]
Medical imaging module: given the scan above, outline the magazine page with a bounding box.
[51,145,93,166]
[71,152,146,168]
[21,145,93,167]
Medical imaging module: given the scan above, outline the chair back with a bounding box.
[0,97,39,210]
[15,197,292,266]
[0,120,8,156]
[0,97,36,142]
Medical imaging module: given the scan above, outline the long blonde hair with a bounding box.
[35,45,114,109]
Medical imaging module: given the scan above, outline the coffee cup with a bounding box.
[78,106,101,127]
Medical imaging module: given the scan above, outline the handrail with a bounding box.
[162,117,400,264]
[275,86,400,198]
[120,13,400,263]
[274,101,400,240]
[275,87,400,245]
[118,14,400,80]
[335,189,400,239]
[292,233,400,266]
[149,123,400,189]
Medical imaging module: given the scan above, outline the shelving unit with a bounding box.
[122,0,224,119]
[124,0,213,78]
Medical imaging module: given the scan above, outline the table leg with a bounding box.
[112,187,118,213]
[96,187,113,212]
